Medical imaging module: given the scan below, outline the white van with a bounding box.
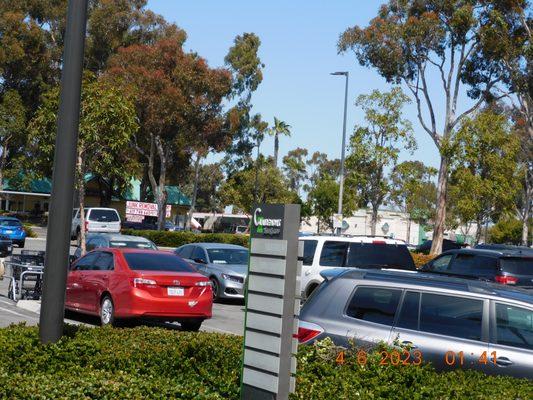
[71,208,121,241]
[299,235,416,299]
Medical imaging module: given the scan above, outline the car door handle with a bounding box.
[496,357,514,367]
[401,341,418,350]
[304,270,311,276]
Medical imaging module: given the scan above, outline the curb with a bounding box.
[16,300,41,314]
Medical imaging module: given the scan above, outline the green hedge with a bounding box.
[121,229,249,248]
[0,325,531,399]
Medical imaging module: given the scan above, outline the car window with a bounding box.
[0,219,22,227]
[192,246,207,263]
[419,293,483,341]
[93,252,114,271]
[346,286,402,326]
[345,242,415,270]
[178,245,193,259]
[449,254,498,276]
[88,209,119,222]
[301,240,318,266]
[86,238,97,251]
[72,209,79,218]
[207,248,248,264]
[430,254,454,272]
[124,252,195,272]
[499,258,533,276]
[74,252,100,271]
[396,291,420,330]
[495,304,533,350]
[319,241,348,267]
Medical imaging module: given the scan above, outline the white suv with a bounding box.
[299,235,416,299]
[71,208,121,241]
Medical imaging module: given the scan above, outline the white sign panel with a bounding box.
[332,213,343,229]
[125,201,171,218]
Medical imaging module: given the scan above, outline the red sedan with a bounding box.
[65,248,212,330]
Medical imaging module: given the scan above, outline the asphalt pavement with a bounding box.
[0,235,245,335]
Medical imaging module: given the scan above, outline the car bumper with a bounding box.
[219,279,245,299]
[1,232,26,241]
[117,287,213,319]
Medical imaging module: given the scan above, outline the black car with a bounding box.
[414,239,464,254]
[475,243,533,255]
[421,248,533,289]
[0,235,13,257]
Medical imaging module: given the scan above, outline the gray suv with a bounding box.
[298,269,533,379]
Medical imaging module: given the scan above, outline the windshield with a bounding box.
[345,243,416,270]
[124,253,194,272]
[110,241,157,250]
[88,209,119,222]
[0,219,21,227]
[207,248,249,265]
[500,258,533,275]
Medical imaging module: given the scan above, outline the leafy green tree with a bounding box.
[268,117,291,168]
[339,1,509,254]
[283,148,308,195]
[390,161,437,243]
[345,88,415,235]
[223,33,265,173]
[28,76,138,253]
[305,151,340,190]
[219,156,297,213]
[106,35,232,230]
[0,90,26,187]
[448,109,520,244]
[489,216,529,245]
[306,174,357,233]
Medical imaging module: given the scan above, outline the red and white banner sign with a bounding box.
[126,201,171,218]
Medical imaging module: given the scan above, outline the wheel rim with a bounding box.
[210,279,218,298]
[101,298,113,324]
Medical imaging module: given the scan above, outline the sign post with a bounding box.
[241,204,302,400]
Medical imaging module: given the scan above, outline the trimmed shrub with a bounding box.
[22,224,37,238]
[410,252,434,268]
[121,229,249,248]
[0,325,531,399]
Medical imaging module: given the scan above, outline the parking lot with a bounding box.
[0,236,245,335]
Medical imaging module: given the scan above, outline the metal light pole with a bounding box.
[39,0,88,344]
[330,71,349,235]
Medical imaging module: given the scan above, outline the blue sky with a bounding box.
[147,0,474,170]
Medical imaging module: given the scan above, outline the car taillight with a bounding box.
[132,278,157,288]
[372,240,386,244]
[195,281,211,287]
[495,275,518,285]
[84,220,89,232]
[295,321,324,344]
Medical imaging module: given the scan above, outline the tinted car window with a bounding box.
[430,254,454,272]
[74,252,100,271]
[302,240,318,266]
[192,246,207,263]
[109,240,156,250]
[419,294,483,341]
[207,248,248,264]
[346,287,402,326]
[319,241,348,267]
[93,252,114,271]
[397,291,420,330]
[0,219,21,227]
[345,243,415,270]
[124,253,194,272]
[88,209,119,222]
[177,245,193,259]
[449,254,498,276]
[495,303,533,350]
[499,258,533,275]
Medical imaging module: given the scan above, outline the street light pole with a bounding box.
[39,0,88,344]
[331,71,349,235]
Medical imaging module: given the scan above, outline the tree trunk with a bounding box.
[77,151,87,256]
[274,133,279,168]
[474,219,483,245]
[521,170,532,246]
[370,205,378,236]
[406,217,411,244]
[430,157,448,255]
[187,153,201,230]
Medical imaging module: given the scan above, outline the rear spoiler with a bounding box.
[319,268,347,282]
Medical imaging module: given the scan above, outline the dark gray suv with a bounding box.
[298,269,533,379]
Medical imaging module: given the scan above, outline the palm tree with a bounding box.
[268,117,291,168]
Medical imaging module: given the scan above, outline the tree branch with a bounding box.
[419,63,437,135]
[404,77,440,148]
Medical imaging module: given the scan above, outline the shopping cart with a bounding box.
[3,251,45,301]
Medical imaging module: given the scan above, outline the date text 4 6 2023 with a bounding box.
[335,349,498,367]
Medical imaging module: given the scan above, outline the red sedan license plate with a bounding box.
[167,287,184,296]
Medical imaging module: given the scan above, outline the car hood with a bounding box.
[208,263,248,276]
